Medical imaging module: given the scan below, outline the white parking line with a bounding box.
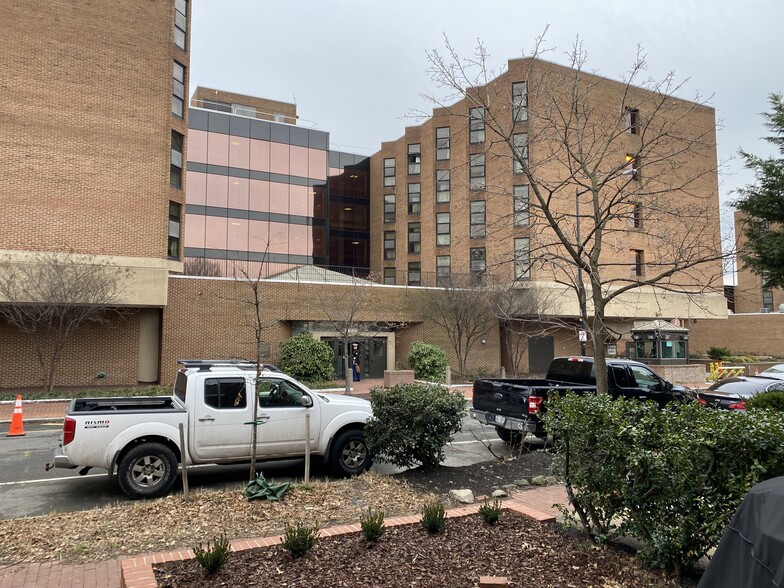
[0,464,217,487]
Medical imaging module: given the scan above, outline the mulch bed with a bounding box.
[154,511,681,587]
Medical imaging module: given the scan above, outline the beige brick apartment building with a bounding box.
[1,0,191,387]
[2,2,756,390]
[371,58,727,365]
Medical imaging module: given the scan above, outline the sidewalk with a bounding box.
[0,485,567,588]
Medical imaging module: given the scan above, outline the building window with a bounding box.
[384,194,396,223]
[408,144,421,175]
[170,130,183,188]
[629,202,643,229]
[763,289,774,311]
[408,222,421,254]
[436,169,450,203]
[436,127,450,160]
[383,267,396,285]
[514,237,530,280]
[470,201,486,239]
[513,185,529,227]
[470,248,486,284]
[174,0,187,50]
[436,212,451,246]
[408,262,421,286]
[512,81,528,123]
[383,158,396,187]
[469,153,486,191]
[436,255,451,287]
[631,249,644,277]
[172,61,185,118]
[469,107,485,143]
[407,183,421,214]
[168,201,181,259]
[513,133,528,174]
[625,107,640,135]
[383,231,396,260]
[625,154,639,181]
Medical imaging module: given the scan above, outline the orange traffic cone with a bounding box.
[7,395,25,437]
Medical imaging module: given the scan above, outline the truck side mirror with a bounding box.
[300,396,313,408]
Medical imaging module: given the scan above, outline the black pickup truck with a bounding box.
[470,356,687,442]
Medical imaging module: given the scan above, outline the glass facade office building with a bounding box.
[184,106,369,277]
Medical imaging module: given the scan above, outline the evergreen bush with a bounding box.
[364,383,465,468]
[544,393,784,577]
[278,333,335,382]
[407,341,449,382]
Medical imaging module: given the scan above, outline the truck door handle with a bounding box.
[258,414,270,419]
[198,416,215,422]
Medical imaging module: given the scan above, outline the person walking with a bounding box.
[352,353,361,382]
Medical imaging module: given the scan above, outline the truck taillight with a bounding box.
[63,417,76,446]
[727,401,746,410]
[528,396,543,414]
[697,397,707,405]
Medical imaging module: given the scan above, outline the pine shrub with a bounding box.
[193,533,230,574]
[420,501,446,534]
[359,508,385,542]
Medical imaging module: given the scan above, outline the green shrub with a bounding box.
[407,342,449,382]
[364,383,465,468]
[193,533,230,574]
[278,333,335,382]
[478,499,502,525]
[420,502,446,534]
[544,393,784,577]
[281,521,320,558]
[746,390,784,411]
[359,508,385,542]
[708,346,732,360]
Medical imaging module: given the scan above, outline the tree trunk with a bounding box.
[591,293,609,394]
[344,347,352,395]
[249,370,261,481]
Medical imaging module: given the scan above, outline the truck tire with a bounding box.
[329,429,372,477]
[117,442,178,500]
[495,427,524,446]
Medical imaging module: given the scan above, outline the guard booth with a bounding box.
[630,320,689,365]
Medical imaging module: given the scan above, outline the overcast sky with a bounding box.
[191,0,783,273]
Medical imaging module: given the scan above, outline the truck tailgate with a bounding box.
[473,379,534,419]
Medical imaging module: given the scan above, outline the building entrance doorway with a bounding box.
[323,337,387,380]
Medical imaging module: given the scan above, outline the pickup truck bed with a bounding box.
[71,396,185,413]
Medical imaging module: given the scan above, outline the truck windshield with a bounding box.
[174,371,187,402]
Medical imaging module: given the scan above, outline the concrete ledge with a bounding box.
[120,497,557,588]
[383,370,414,387]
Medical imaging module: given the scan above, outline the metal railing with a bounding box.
[190,99,319,129]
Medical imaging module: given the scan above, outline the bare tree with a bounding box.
[493,282,563,376]
[423,34,729,392]
[184,257,222,277]
[221,257,278,481]
[0,253,129,392]
[424,275,496,378]
[319,274,379,394]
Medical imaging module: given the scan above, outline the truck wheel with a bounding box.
[495,427,523,446]
[330,430,372,477]
[117,442,178,500]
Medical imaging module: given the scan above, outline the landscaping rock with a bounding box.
[545,476,560,485]
[502,484,519,495]
[531,476,548,486]
[514,478,531,487]
[449,489,475,504]
[491,489,507,498]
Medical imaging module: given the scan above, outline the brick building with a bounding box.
[0,0,191,388]
[370,57,727,369]
[0,3,746,388]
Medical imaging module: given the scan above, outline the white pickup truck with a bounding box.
[49,360,373,499]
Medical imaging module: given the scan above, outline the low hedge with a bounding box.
[544,393,784,577]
